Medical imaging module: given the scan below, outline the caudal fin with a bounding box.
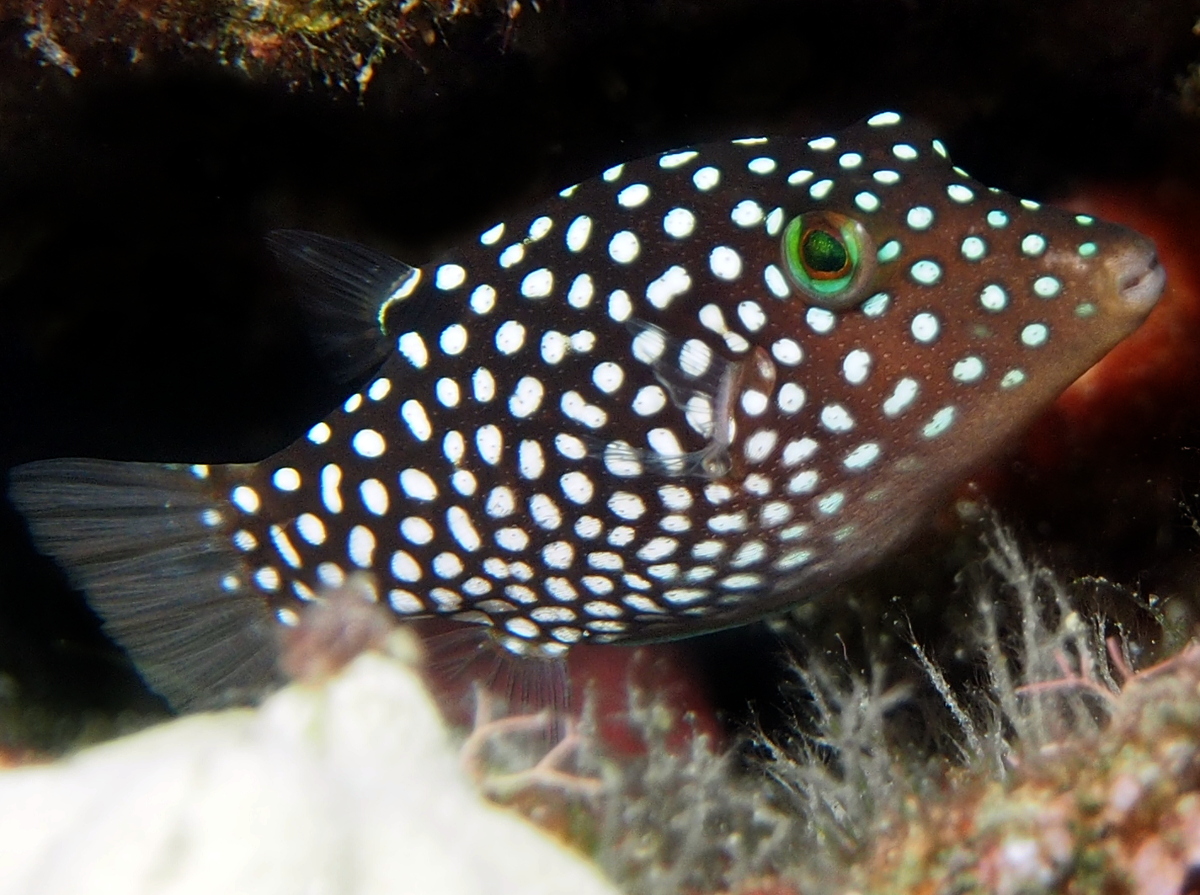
[8,459,283,710]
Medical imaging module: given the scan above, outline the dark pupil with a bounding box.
[802,229,848,273]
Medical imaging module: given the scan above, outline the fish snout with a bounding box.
[1105,235,1166,317]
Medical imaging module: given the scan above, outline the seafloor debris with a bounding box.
[0,628,621,895]
[16,0,524,91]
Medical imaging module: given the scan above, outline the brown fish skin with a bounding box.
[8,112,1164,709]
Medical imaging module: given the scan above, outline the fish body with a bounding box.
[9,112,1164,708]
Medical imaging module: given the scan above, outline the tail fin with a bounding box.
[8,459,283,710]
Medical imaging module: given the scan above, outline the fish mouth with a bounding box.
[1111,239,1166,314]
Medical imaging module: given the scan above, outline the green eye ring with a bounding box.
[781,211,877,309]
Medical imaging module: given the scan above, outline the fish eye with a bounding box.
[781,211,877,309]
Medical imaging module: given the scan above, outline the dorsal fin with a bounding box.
[266,230,420,383]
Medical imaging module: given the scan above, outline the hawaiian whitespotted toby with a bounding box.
[9,112,1165,709]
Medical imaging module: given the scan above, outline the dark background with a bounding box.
[1,0,1198,748]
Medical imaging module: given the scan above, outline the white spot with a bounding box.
[520,268,554,299]
[980,284,1008,311]
[447,506,481,551]
[568,274,594,308]
[873,169,901,184]
[609,231,640,264]
[452,470,477,496]
[731,200,764,227]
[388,589,423,614]
[592,361,625,394]
[1034,276,1061,298]
[618,183,651,207]
[764,264,789,297]
[961,236,987,261]
[518,440,545,479]
[398,332,428,369]
[566,216,593,252]
[582,575,615,594]
[486,486,516,518]
[761,501,793,527]
[472,367,496,402]
[561,390,607,428]
[608,289,633,322]
[842,349,872,384]
[709,246,743,280]
[542,541,575,569]
[893,143,918,160]
[741,390,769,416]
[817,492,845,515]
[809,179,834,200]
[476,424,503,465]
[766,207,785,235]
[391,550,422,582]
[561,471,595,504]
[496,527,530,552]
[883,377,919,417]
[910,260,942,285]
[480,223,504,245]
[862,293,890,317]
[678,339,712,378]
[344,394,363,414]
[787,169,814,185]
[854,192,880,212]
[433,553,463,579]
[233,530,257,552]
[254,567,280,591]
[270,525,302,569]
[1001,369,1027,389]
[349,525,376,568]
[1021,234,1047,256]
[737,300,767,332]
[400,469,438,502]
[911,312,940,343]
[684,394,715,437]
[953,356,985,383]
[528,216,553,240]
[297,513,326,545]
[646,265,692,309]
[400,516,433,545]
[272,468,300,492]
[435,378,460,408]
[633,386,667,416]
[771,339,803,366]
[232,485,260,514]
[540,331,569,364]
[745,429,778,463]
[320,464,343,513]
[808,136,836,151]
[843,442,881,470]
[906,206,934,230]
[783,437,818,466]
[637,537,678,561]
[307,422,331,445]
[820,404,855,432]
[806,307,837,334]
[663,208,696,239]
[435,264,466,290]
[529,494,562,529]
[439,324,468,355]
[602,163,625,182]
[923,406,957,438]
[868,111,902,126]
[839,152,863,169]
[1021,323,1049,347]
[747,157,777,174]
[692,166,720,190]
[555,433,586,459]
[608,492,646,521]
[660,149,698,168]
[499,244,525,268]
[495,320,526,355]
[946,184,974,203]
[509,376,545,418]
[632,327,667,364]
[400,401,432,442]
[360,479,389,516]
[367,378,392,401]
[708,512,748,533]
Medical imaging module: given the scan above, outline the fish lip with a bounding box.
[1114,242,1166,313]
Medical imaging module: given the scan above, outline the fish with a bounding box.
[8,112,1165,710]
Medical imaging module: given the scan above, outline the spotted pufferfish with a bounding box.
[9,112,1165,710]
